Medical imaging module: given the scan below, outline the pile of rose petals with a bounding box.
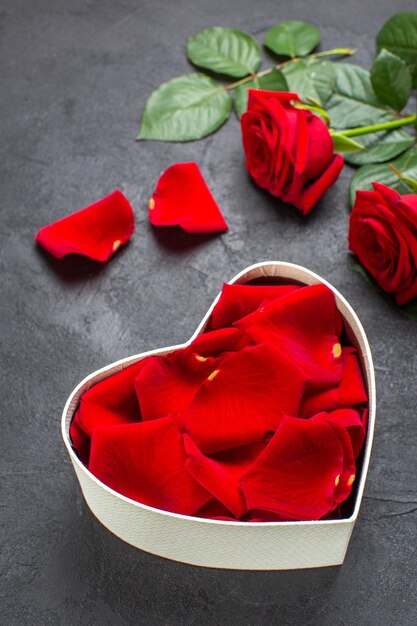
[70,282,368,522]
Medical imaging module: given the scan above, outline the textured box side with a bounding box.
[72,457,354,570]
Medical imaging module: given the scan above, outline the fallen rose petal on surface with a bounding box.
[148,162,228,233]
[35,190,135,261]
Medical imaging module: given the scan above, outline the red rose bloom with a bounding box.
[241,90,344,215]
[349,182,417,305]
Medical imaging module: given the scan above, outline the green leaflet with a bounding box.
[187,27,261,78]
[376,12,417,87]
[326,63,396,129]
[233,69,289,118]
[344,129,413,166]
[349,146,417,206]
[282,60,335,105]
[137,73,231,142]
[331,133,365,153]
[371,49,412,112]
[264,20,320,58]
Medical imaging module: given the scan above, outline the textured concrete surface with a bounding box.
[1,0,417,624]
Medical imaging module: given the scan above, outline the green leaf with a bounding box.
[344,128,413,166]
[233,69,288,118]
[352,263,417,321]
[137,73,231,142]
[390,164,417,192]
[349,145,417,206]
[282,60,335,105]
[187,27,261,78]
[376,12,417,83]
[371,49,412,111]
[326,63,396,129]
[331,133,365,153]
[264,20,320,58]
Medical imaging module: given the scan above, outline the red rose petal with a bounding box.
[183,435,266,518]
[191,327,248,354]
[70,360,145,464]
[134,348,220,430]
[69,413,90,466]
[281,109,309,203]
[300,348,368,417]
[240,415,346,520]
[183,435,246,518]
[236,284,343,388]
[35,190,135,261]
[88,418,211,515]
[184,344,308,454]
[315,408,366,460]
[303,113,335,180]
[149,162,228,233]
[194,498,236,520]
[292,154,344,216]
[246,90,301,114]
[208,283,300,329]
[311,412,357,507]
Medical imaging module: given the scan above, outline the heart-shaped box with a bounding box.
[62,262,375,570]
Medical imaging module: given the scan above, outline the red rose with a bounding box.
[241,90,344,215]
[70,282,368,522]
[349,182,417,305]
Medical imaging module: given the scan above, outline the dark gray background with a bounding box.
[2,0,417,624]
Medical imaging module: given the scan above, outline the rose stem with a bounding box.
[337,115,417,137]
[223,48,356,92]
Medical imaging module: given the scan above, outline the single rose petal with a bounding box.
[303,113,335,180]
[134,349,218,429]
[311,412,357,507]
[184,344,308,454]
[194,498,236,520]
[70,360,145,464]
[191,327,248,354]
[208,283,300,329]
[149,162,228,233]
[183,435,266,518]
[88,417,211,515]
[35,190,135,261]
[315,408,366,460]
[236,284,343,388]
[183,435,246,518]
[300,348,368,417]
[240,415,346,520]
[292,154,344,216]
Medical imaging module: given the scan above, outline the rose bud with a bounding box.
[349,182,417,305]
[241,90,344,215]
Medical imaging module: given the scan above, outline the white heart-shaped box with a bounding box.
[62,261,375,570]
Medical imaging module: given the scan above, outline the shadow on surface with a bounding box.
[150,224,221,253]
[34,242,131,282]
